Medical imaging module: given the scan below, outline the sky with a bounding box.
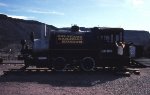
[0,0,150,32]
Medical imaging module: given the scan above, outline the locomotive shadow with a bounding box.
[0,70,123,87]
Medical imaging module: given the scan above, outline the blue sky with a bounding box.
[0,0,150,32]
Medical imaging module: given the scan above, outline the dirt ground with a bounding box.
[0,64,150,95]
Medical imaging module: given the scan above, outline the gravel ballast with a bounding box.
[0,64,150,95]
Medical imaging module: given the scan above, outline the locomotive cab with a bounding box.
[98,28,124,55]
[93,28,130,67]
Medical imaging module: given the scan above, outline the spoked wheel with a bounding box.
[53,57,67,71]
[80,57,95,71]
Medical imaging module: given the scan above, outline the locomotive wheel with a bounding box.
[80,57,95,71]
[53,57,67,71]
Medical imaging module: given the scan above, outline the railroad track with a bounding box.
[2,66,140,77]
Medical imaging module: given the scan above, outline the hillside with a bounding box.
[0,14,57,51]
[124,30,150,48]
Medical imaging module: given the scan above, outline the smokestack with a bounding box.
[41,24,47,39]
[45,24,47,37]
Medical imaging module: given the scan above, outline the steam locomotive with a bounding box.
[20,25,133,71]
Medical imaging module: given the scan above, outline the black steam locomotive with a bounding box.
[20,25,133,71]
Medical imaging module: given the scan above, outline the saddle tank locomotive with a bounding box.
[20,25,132,71]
